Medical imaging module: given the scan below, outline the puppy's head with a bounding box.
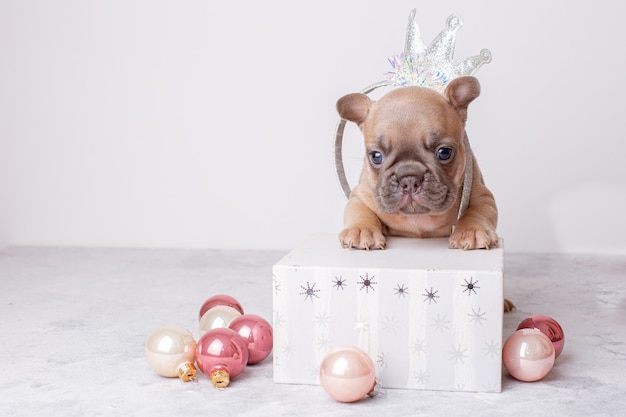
[337,76,480,215]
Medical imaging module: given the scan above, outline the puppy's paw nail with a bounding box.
[503,298,517,312]
[450,228,498,251]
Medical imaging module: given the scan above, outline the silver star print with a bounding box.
[462,277,480,296]
[273,311,285,328]
[382,315,400,333]
[332,276,347,290]
[353,316,369,333]
[394,283,409,298]
[449,345,469,364]
[483,340,500,358]
[281,341,295,356]
[315,334,332,352]
[357,273,377,293]
[300,281,320,302]
[315,311,331,328]
[414,369,429,384]
[423,287,440,304]
[432,314,451,333]
[410,338,426,356]
[273,277,281,295]
[468,307,487,326]
[377,352,388,369]
[482,380,500,391]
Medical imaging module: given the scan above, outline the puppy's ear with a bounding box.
[445,76,480,122]
[336,93,372,124]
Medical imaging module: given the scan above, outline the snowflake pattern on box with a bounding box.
[273,262,503,393]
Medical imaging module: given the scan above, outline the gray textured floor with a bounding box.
[0,246,624,416]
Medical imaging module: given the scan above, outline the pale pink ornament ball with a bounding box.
[319,346,376,402]
[503,328,555,382]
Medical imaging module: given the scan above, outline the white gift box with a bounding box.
[272,234,504,393]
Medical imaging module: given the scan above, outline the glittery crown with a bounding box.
[384,9,492,92]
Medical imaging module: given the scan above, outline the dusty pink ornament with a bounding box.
[195,328,249,388]
[319,346,377,402]
[228,314,273,365]
[503,328,555,382]
[517,315,564,358]
[198,294,244,320]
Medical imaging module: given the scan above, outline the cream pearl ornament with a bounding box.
[145,325,198,382]
[199,305,242,337]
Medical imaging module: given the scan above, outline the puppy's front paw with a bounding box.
[449,228,498,250]
[339,227,386,250]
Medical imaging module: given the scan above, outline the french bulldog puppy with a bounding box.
[337,76,498,251]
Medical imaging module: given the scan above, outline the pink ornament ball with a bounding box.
[503,328,555,382]
[517,315,564,358]
[198,294,244,320]
[195,328,249,388]
[228,314,273,365]
[319,346,376,402]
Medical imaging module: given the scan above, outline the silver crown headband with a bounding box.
[334,10,491,220]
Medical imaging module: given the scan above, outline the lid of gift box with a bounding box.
[275,234,503,272]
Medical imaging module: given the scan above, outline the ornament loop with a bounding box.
[178,362,198,382]
[368,379,386,397]
[210,369,231,389]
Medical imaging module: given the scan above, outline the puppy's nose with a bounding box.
[399,176,421,195]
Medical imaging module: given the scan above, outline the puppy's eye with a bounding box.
[369,151,384,166]
[436,147,453,161]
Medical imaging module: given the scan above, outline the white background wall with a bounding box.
[1,0,625,254]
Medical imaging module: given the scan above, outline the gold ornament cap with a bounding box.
[178,362,198,382]
[210,369,230,388]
